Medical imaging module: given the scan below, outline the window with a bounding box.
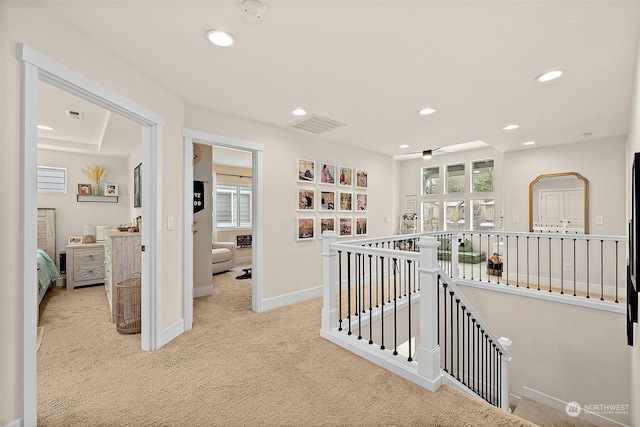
[215,185,252,229]
[37,166,66,193]
[472,160,494,192]
[421,201,440,232]
[422,166,440,195]
[446,163,465,193]
[472,199,495,231]
[445,200,465,230]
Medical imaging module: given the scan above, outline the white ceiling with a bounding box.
[36,1,640,160]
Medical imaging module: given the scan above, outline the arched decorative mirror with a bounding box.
[529,172,589,234]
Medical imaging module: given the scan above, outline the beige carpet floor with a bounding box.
[512,398,596,427]
[37,276,535,426]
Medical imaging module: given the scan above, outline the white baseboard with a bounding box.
[522,386,628,427]
[261,285,323,311]
[160,318,184,347]
[193,285,213,298]
[6,418,22,427]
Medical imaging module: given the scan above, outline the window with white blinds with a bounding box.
[37,166,66,193]
[215,185,252,229]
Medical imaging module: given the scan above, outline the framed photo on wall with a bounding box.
[297,217,315,240]
[319,163,336,185]
[356,217,368,236]
[320,217,335,235]
[338,166,353,187]
[356,193,367,211]
[356,169,368,189]
[339,191,352,211]
[320,191,335,211]
[298,189,315,211]
[297,158,315,183]
[134,163,142,208]
[339,217,352,237]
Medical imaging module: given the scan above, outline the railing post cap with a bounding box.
[322,231,337,239]
[418,236,439,248]
[498,337,512,348]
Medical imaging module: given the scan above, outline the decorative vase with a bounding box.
[93,184,103,196]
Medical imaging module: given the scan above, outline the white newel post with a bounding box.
[417,236,443,387]
[498,336,512,412]
[322,231,338,333]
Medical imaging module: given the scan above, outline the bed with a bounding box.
[37,208,60,305]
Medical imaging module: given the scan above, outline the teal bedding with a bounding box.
[37,249,59,296]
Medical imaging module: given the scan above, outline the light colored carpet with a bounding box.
[513,397,596,427]
[37,278,535,426]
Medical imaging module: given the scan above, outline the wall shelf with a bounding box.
[77,195,119,203]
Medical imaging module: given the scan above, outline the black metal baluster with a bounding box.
[548,237,552,292]
[472,319,476,391]
[408,260,413,362]
[560,238,564,294]
[498,351,502,408]
[443,282,447,372]
[375,244,379,308]
[462,305,466,385]
[526,236,530,289]
[450,291,454,374]
[368,254,373,345]
[573,238,577,296]
[586,239,590,298]
[479,328,484,399]
[357,253,362,339]
[380,256,385,350]
[505,235,509,286]
[537,236,541,291]
[516,236,519,287]
[338,250,343,331]
[456,298,460,380]
[615,240,620,303]
[467,312,471,387]
[387,242,391,303]
[362,253,367,313]
[347,252,352,335]
[393,259,398,355]
[600,240,605,301]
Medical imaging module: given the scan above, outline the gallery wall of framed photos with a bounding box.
[296,158,368,241]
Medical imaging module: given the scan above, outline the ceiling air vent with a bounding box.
[290,114,345,134]
[65,109,84,120]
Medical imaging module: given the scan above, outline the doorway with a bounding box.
[20,44,164,425]
[182,128,264,330]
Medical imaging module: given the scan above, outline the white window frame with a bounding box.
[215,184,252,230]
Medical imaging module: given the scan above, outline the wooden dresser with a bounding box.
[65,243,105,290]
[104,231,142,322]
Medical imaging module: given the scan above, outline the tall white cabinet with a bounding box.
[104,230,142,322]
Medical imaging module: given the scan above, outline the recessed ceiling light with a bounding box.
[503,124,519,131]
[523,141,536,146]
[399,144,410,149]
[37,125,54,131]
[292,108,307,116]
[205,30,236,47]
[536,70,563,82]
[418,107,436,116]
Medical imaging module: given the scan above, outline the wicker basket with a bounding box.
[115,273,141,334]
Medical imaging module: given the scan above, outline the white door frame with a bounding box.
[20,44,165,425]
[182,128,264,329]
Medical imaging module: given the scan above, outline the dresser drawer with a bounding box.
[73,262,105,282]
[74,249,104,263]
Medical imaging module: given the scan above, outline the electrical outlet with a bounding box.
[167,216,175,230]
[513,215,520,224]
[595,216,603,225]
[564,263,571,272]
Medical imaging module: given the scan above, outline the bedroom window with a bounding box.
[215,185,252,229]
[37,166,66,193]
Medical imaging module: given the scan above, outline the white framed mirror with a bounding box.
[529,172,589,234]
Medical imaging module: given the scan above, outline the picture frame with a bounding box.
[338,166,353,187]
[104,183,118,196]
[77,183,92,195]
[356,193,368,211]
[297,158,315,183]
[339,217,352,237]
[356,169,368,189]
[339,191,353,212]
[68,236,82,244]
[134,163,142,208]
[319,163,336,185]
[320,191,335,211]
[320,217,335,235]
[297,217,315,240]
[298,189,315,211]
[356,217,368,236]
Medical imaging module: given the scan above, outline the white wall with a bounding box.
[503,136,627,236]
[461,286,630,425]
[37,150,133,261]
[184,103,397,299]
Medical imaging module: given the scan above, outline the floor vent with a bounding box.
[290,114,345,134]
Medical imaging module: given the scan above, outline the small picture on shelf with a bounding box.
[104,183,118,196]
[68,236,82,244]
[78,183,92,195]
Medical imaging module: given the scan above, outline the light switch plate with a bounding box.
[595,216,603,225]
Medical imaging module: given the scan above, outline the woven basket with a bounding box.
[115,273,141,334]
